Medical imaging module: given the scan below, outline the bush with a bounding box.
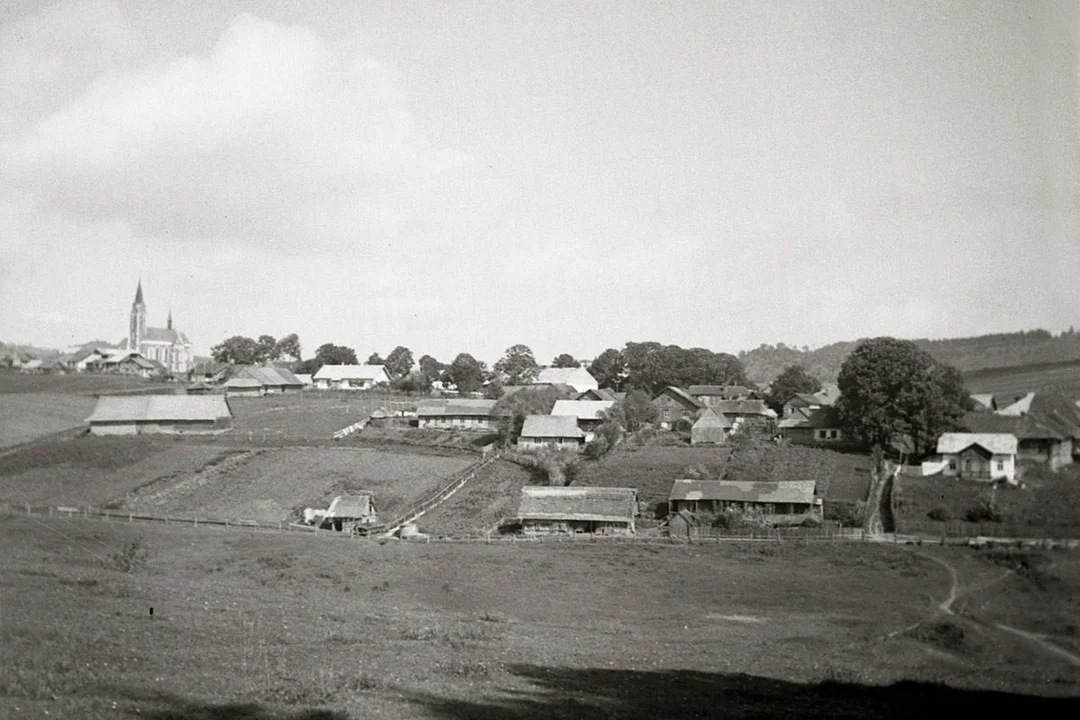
[583,436,612,460]
[672,417,693,434]
[927,507,952,522]
[965,501,1003,523]
[800,514,823,528]
[105,539,151,573]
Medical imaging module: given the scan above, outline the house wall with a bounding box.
[226,387,264,398]
[517,437,584,452]
[89,422,138,436]
[418,415,494,430]
[522,519,632,535]
[690,426,725,445]
[652,395,697,428]
[940,451,1016,483]
[784,427,842,446]
[1017,439,1073,472]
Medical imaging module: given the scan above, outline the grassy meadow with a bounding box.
[1,515,1078,719]
[0,393,98,449]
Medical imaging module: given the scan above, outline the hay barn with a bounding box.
[87,395,233,436]
[517,486,638,535]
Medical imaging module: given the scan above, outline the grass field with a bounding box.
[0,371,174,395]
[0,393,97,449]
[417,460,537,536]
[1,516,1077,719]
[894,466,1080,538]
[964,359,1080,400]
[225,393,418,440]
[120,447,475,523]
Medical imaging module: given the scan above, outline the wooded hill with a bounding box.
[739,329,1080,385]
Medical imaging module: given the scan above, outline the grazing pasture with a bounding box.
[225,392,418,440]
[416,459,536,536]
[1,516,1077,719]
[120,447,475,523]
[0,371,173,396]
[0,393,97,449]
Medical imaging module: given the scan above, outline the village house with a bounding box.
[416,399,499,430]
[517,415,586,452]
[777,407,843,446]
[965,392,1080,471]
[86,351,163,378]
[303,493,378,534]
[530,367,599,394]
[690,408,731,445]
[312,364,392,390]
[86,395,233,436]
[652,387,704,429]
[711,398,776,429]
[224,377,264,398]
[688,385,759,406]
[922,433,1018,483]
[576,388,624,402]
[516,486,638,535]
[781,390,838,419]
[667,479,822,527]
[227,365,304,394]
[549,400,615,440]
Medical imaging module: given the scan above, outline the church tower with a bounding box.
[129,281,146,353]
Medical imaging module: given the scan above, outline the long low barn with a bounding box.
[87,395,234,435]
[517,486,638,535]
[668,479,821,526]
[416,399,499,430]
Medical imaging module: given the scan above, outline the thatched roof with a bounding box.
[326,494,375,518]
[517,486,637,522]
[87,395,232,423]
[417,398,497,417]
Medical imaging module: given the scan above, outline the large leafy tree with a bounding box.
[274,333,302,362]
[447,353,486,394]
[314,343,358,368]
[493,386,569,445]
[418,354,445,385]
[551,353,580,368]
[765,364,822,413]
[384,346,415,378]
[255,334,278,364]
[603,390,659,432]
[621,342,748,394]
[211,336,259,365]
[494,344,540,385]
[589,348,627,390]
[835,337,968,457]
[367,352,384,365]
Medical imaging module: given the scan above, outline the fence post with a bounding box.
[25,504,30,515]
[129,513,133,523]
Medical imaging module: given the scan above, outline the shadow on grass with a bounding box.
[407,664,1080,720]
[118,689,347,720]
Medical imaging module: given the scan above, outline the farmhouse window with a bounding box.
[763,504,774,514]
[949,460,956,470]
[997,460,1004,471]
[829,430,838,439]
[816,429,827,439]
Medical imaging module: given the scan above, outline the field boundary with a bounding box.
[332,419,368,439]
[380,451,502,536]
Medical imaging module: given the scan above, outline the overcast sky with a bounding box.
[1,0,1076,363]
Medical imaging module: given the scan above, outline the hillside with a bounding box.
[964,359,1080,400]
[739,330,1080,385]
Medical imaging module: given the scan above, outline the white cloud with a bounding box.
[0,12,500,255]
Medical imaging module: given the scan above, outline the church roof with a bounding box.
[143,326,190,345]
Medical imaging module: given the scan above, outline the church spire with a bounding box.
[167,310,173,330]
[134,279,144,306]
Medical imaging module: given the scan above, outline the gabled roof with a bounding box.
[313,364,390,382]
[937,433,1018,456]
[969,393,997,411]
[778,406,841,430]
[533,367,598,388]
[692,407,732,429]
[688,385,756,399]
[964,411,1065,441]
[224,377,263,389]
[669,479,817,505]
[235,365,303,387]
[789,393,824,407]
[325,494,375,519]
[550,400,615,421]
[814,383,841,404]
[294,373,313,385]
[577,388,624,402]
[87,395,232,423]
[519,414,585,439]
[997,392,1035,416]
[143,327,190,345]
[517,486,637,523]
[417,398,497,417]
[653,386,704,410]
[711,399,773,417]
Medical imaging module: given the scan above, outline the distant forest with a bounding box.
[739,329,1080,385]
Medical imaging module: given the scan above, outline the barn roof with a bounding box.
[577,388,624,402]
[313,364,390,382]
[294,373,313,385]
[517,486,637,523]
[969,393,997,411]
[692,407,732,429]
[550,400,614,421]
[326,494,375,518]
[778,406,841,430]
[224,377,263,389]
[236,365,303,387]
[417,398,497,417]
[711,399,773,417]
[654,386,704,409]
[534,367,597,388]
[669,479,817,505]
[936,433,1017,455]
[688,385,755,398]
[519,415,584,438]
[87,395,232,423]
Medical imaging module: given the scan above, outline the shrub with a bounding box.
[672,417,693,434]
[105,539,151,574]
[800,514,823,528]
[583,436,611,460]
[927,507,952,522]
[965,501,1003,523]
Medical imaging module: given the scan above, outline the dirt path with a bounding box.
[907,549,1080,667]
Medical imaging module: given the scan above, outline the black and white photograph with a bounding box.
[1,1,1078,717]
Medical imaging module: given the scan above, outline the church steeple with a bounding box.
[129,280,147,352]
[167,310,173,330]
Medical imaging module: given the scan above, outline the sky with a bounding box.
[1,0,1077,364]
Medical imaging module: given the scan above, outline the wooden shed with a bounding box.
[224,377,264,397]
[690,408,731,445]
[87,395,233,436]
[517,486,638,535]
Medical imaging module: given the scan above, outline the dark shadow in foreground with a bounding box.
[117,688,348,720]
[408,664,1080,720]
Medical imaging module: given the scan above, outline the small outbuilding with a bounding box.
[303,493,378,534]
[313,364,392,390]
[690,408,732,445]
[87,395,233,435]
[224,377,264,398]
[516,486,638,535]
[517,415,586,452]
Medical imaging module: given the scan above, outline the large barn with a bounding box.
[87,395,233,435]
[516,486,638,535]
[416,399,499,430]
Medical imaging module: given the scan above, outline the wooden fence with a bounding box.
[379,452,501,535]
[331,419,368,440]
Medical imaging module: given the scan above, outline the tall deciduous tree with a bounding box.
[447,353,486,394]
[384,346,415,378]
[367,352,384,365]
[765,365,822,413]
[211,336,259,365]
[418,355,445,384]
[255,334,278,364]
[551,353,580,368]
[589,348,627,390]
[314,343,358,368]
[274,333,302,362]
[494,344,540,385]
[835,337,968,457]
[604,390,659,432]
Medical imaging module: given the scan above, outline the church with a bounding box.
[121,281,194,375]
